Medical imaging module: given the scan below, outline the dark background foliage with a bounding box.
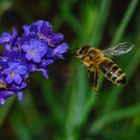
[0,0,140,140]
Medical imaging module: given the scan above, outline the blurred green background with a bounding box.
[0,0,140,140]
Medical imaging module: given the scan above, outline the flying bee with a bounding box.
[76,42,134,91]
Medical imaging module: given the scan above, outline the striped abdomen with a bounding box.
[99,59,127,85]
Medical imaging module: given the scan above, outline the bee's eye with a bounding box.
[79,45,90,55]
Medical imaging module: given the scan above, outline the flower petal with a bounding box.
[54,43,69,54]
[0,98,6,106]
[14,75,22,84]
[17,91,23,101]
[33,55,41,63]
[47,33,64,46]
[21,44,30,52]
[6,75,13,84]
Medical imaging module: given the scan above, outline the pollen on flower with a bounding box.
[10,71,14,75]
[0,20,69,106]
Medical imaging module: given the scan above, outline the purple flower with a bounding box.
[40,21,52,37]
[0,20,69,106]
[3,61,28,84]
[0,90,14,99]
[22,20,52,40]
[0,90,15,106]
[0,98,6,106]
[0,56,8,70]
[36,68,49,79]
[0,27,17,45]
[40,59,54,68]
[10,82,27,92]
[21,38,47,63]
[0,90,23,106]
[47,33,64,47]
[17,91,23,101]
[53,43,69,59]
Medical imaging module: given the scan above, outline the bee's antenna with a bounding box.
[68,47,78,51]
[67,47,78,55]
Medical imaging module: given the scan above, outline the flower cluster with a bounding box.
[0,20,69,106]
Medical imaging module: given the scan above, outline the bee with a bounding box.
[76,42,134,91]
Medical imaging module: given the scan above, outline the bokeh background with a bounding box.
[0,0,140,140]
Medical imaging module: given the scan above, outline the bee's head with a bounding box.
[76,45,90,59]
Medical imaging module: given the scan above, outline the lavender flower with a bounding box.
[3,61,28,84]
[0,20,69,106]
[21,38,48,63]
[0,28,17,45]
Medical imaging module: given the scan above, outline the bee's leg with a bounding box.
[88,68,99,92]
[94,69,99,92]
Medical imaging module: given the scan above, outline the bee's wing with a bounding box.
[102,42,134,56]
[88,68,99,92]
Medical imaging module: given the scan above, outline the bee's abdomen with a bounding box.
[99,59,127,85]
